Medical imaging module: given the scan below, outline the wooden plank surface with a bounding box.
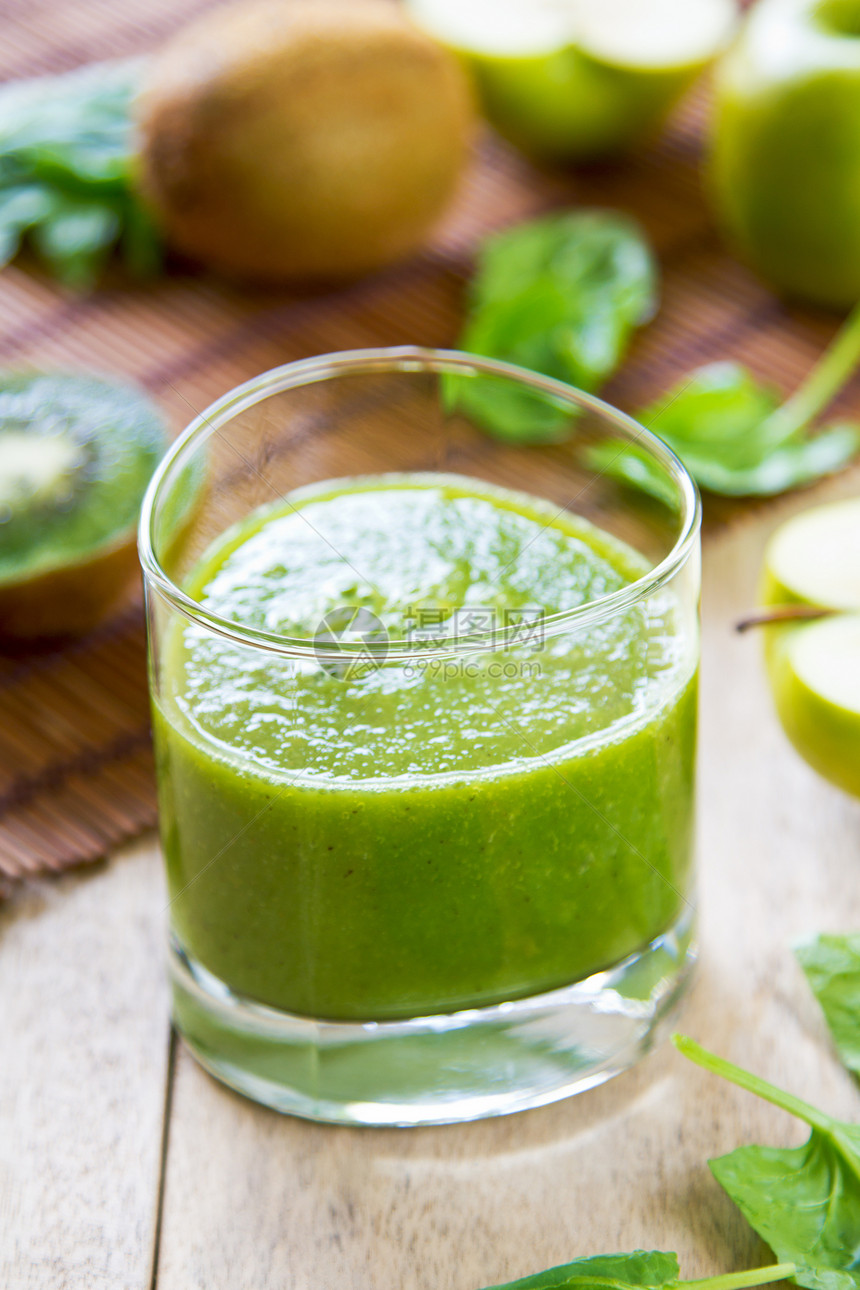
[151,470,860,1290]
[0,839,169,1289]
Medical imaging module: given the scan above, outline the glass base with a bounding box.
[168,909,695,1127]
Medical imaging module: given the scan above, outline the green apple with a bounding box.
[711,0,860,309]
[406,0,737,163]
[761,498,860,798]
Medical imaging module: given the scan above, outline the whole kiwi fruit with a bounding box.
[135,0,474,282]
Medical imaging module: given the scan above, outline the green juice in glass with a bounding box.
[153,472,696,1022]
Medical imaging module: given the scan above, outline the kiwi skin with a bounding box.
[0,531,141,641]
[135,0,475,282]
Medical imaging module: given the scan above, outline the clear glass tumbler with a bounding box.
[139,347,701,1126]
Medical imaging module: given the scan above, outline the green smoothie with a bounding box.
[153,473,697,1022]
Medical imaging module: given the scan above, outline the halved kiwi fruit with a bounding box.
[0,371,168,639]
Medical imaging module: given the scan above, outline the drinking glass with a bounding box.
[139,347,701,1126]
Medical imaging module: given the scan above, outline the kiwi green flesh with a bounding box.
[0,372,168,591]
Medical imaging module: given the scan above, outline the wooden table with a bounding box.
[3,471,859,1288]
[3,2,860,1285]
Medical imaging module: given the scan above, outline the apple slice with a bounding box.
[406,0,738,162]
[761,498,860,798]
[762,496,860,609]
[767,614,860,799]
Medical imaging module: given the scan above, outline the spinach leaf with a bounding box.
[680,424,859,497]
[676,1034,860,1290]
[453,210,658,442]
[582,438,685,509]
[796,934,860,1078]
[455,210,860,493]
[482,1250,680,1290]
[0,58,161,287]
[593,304,860,498]
[641,363,778,450]
[479,1249,793,1290]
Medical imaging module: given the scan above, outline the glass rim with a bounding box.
[138,346,701,662]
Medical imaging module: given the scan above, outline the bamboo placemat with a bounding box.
[1,0,857,888]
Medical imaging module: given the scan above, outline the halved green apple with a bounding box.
[406,0,738,162]
[761,498,860,798]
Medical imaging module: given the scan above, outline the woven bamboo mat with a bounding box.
[2,0,859,889]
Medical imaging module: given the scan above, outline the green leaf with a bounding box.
[604,301,860,496]
[0,58,142,185]
[482,1251,680,1290]
[468,211,656,322]
[676,1035,860,1290]
[444,372,578,444]
[796,933,860,1077]
[639,363,779,454]
[686,423,860,497]
[592,348,860,497]
[478,1250,794,1290]
[0,57,162,285]
[453,209,658,443]
[712,1138,860,1290]
[0,184,54,264]
[30,197,119,288]
[119,195,162,278]
[582,439,679,508]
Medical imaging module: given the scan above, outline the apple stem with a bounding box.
[758,299,860,448]
[734,605,838,633]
